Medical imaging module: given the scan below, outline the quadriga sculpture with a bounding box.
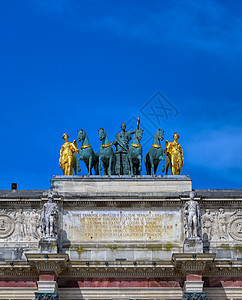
[145,129,165,175]
[98,128,116,175]
[77,129,99,175]
[127,127,143,175]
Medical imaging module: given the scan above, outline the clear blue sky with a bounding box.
[1,0,241,190]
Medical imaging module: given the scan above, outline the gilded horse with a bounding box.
[77,129,99,175]
[98,128,116,175]
[145,129,165,175]
[127,128,143,175]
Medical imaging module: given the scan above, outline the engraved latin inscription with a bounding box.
[64,210,181,242]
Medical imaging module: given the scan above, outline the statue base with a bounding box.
[51,175,192,194]
[184,238,203,253]
[39,238,58,253]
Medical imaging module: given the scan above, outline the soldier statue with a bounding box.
[113,117,140,175]
[41,193,59,240]
[184,191,201,239]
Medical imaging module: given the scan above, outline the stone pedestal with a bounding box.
[184,238,203,253]
[39,238,58,253]
[51,175,192,194]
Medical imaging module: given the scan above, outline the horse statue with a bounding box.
[127,127,143,175]
[145,129,165,175]
[77,129,99,175]
[98,128,116,175]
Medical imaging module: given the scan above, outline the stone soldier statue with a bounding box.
[41,193,59,240]
[184,191,201,239]
[113,117,140,175]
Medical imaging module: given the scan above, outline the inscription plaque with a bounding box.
[64,209,181,242]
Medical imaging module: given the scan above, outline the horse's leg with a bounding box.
[99,155,102,172]
[95,161,99,175]
[150,156,155,176]
[127,154,132,175]
[78,157,81,173]
[138,154,142,173]
[145,154,150,175]
[111,154,116,175]
[103,160,107,175]
[108,156,112,176]
[88,156,93,175]
[160,155,165,173]
[166,156,170,175]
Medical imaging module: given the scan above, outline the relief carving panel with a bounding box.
[202,208,242,242]
[0,209,41,241]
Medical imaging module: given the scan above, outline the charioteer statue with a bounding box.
[113,117,140,175]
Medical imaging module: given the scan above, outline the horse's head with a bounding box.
[77,129,86,142]
[98,128,106,141]
[156,128,164,141]
[135,128,144,141]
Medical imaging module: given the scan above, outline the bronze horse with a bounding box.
[77,129,99,175]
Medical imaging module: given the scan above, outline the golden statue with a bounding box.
[59,133,79,175]
[165,132,184,175]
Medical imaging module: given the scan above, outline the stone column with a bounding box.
[183,271,206,300]
[26,253,68,300]
[35,271,59,300]
[172,254,215,300]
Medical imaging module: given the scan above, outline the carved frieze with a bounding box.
[0,209,41,241]
[201,208,240,242]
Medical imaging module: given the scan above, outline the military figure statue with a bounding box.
[113,117,140,175]
[184,191,201,239]
[41,193,59,240]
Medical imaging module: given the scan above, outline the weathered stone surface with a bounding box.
[184,238,203,253]
[51,175,192,194]
[63,209,181,242]
[0,178,242,299]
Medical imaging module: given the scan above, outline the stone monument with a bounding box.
[184,191,203,253]
[39,192,60,253]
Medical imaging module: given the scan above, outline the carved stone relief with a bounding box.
[0,214,15,238]
[0,209,41,241]
[228,210,242,241]
[202,208,239,242]
[202,209,214,241]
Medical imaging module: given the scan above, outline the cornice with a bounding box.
[26,253,69,276]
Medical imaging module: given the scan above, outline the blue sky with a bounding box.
[1,0,242,190]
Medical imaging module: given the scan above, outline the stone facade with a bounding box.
[0,176,241,299]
